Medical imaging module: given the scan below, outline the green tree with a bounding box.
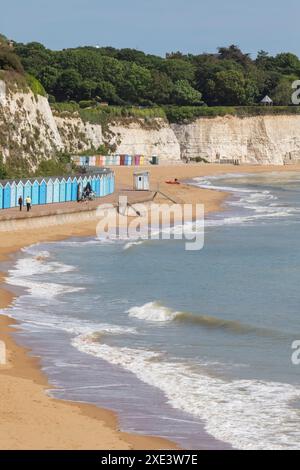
[54,69,82,101]
[172,80,202,105]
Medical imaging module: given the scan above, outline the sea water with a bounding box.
[3,171,300,450]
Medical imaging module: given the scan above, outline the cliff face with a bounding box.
[171,115,300,164]
[107,119,181,161]
[1,80,300,166]
[0,79,63,167]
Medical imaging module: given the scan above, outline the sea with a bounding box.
[2,171,300,450]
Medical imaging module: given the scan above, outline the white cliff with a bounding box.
[171,115,300,164]
[0,79,63,166]
[1,77,300,166]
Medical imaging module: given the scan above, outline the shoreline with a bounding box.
[1,163,300,450]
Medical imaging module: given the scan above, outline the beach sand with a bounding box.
[1,163,300,450]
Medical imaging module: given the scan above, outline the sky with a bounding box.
[1,0,300,57]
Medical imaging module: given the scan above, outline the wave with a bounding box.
[191,174,299,226]
[72,333,300,450]
[127,302,279,337]
[5,249,82,299]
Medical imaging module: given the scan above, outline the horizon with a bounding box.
[1,0,300,58]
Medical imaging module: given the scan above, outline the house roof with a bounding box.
[261,95,273,103]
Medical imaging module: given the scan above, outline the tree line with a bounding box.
[1,34,300,107]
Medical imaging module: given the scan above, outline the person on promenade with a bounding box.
[26,195,32,212]
[18,196,23,211]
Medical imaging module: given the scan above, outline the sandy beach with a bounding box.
[1,162,300,450]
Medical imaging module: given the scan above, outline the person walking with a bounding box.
[26,195,32,212]
[18,196,23,211]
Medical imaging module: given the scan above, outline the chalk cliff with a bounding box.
[1,79,300,166]
[171,115,300,165]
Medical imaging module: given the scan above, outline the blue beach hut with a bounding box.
[39,180,47,205]
[65,177,72,202]
[10,181,16,208]
[95,176,100,197]
[59,178,66,203]
[71,177,78,201]
[24,181,32,204]
[53,178,60,203]
[16,181,24,206]
[99,176,104,197]
[0,183,3,209]
[46,179,54,204]
[31,180,39,205]
[91,176,96,193]
[111,174,115,193]
[3,182,11,209]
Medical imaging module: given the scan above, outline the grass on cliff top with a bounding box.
[164,105,300,123]
[51,102,167,125]
[51,102,300,124]
[0,70,46,97]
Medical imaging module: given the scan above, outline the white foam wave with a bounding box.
[128,302,179,322]
[6,251,81,298]
[72,335,300,450]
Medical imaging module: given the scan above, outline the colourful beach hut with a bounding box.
[53,178,60,203]
[65,177,72,202]
[59,178,66,203]
[99,175,104,197]
[0,183,3,209]
[39,180,47,205]
[46,179,54,204]
[16,181,24,206]
[95,176,100,197]
[3,182,11,209]
[24,181,32,204]
[31,180,39,205]
[71,177,78,201]
[10,181,16,208]
[91,176,96,193]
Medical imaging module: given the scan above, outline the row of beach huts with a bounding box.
[72,155,158,167]
[0,170,115,210]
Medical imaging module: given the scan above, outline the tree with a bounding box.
[172,80,202,105]
[272,76,297,105]
[54,69,82,101]
[210,70,258,105]
[0,45,24,73]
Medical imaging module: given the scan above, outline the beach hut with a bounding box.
[133,171,150,191]
[24,180,32,204]
[0,183,4,209]
[111,173,115,193]
[71,177,78,201]
[91,176,97,193]
[16,181,24,206]
[39,180,47,205]
[31,180,39,205]
[99,175,104,197]
[95,176,100,197]
[59,178,66,203]
[46,179,54,204]
[53,178,60,203]
[3,182,11,209]
[65,177,72,201]
[10,181,16,208]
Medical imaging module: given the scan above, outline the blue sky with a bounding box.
[1,0,299,57]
